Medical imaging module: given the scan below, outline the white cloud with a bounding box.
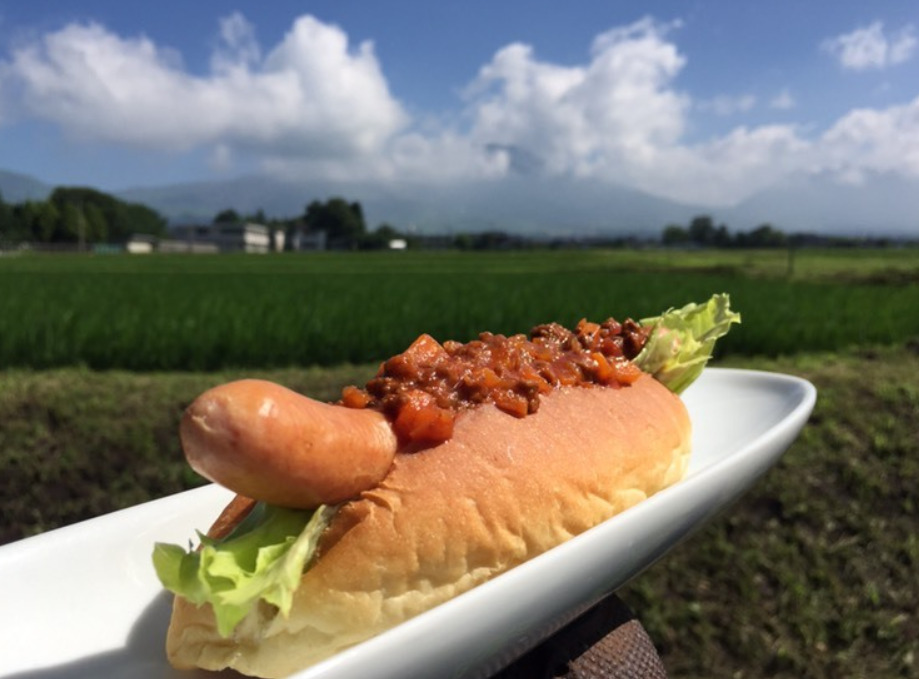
[822,21,917,71]
[454,18,919,204]
[769,89,795,110]
[463,18,689,180]
[208,143,234,172]
[697,93,756,116]
[211,12,261,74]
[667,125,811,204]
[818,96,919,183]
[451,18,820,205]
[2,14,919,211]
[0,15,407,158]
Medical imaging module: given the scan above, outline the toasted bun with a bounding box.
[165,375,691,678]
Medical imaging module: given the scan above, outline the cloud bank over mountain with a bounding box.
[1,12,918,235]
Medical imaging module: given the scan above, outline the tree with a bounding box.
[350,201,365,229]
[661,224,689,246]
[11,201,43,242]
[122,202,167,239]
[748,223,787,248]
[713,223,732,248]
[58,202,83,243]
[0,191,13,241]
[359,222,403,250]
[214,208,241,224]
[303,197,367,248]
[35,201,61,243]
[48,187,167,243]
[247,208,267,224]
[84,203,108,242]
[688,215,717,246]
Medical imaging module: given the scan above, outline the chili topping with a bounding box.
[340,318,651,449]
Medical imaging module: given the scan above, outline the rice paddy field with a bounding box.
[2,247,919,370]
[2,246,918,678]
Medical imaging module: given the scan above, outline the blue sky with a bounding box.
[1,1,918,231]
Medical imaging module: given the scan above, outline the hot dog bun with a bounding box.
[165,374,690,678]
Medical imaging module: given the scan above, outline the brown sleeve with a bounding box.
[492,595,668,679]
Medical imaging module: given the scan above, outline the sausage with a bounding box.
[180,379,398,508]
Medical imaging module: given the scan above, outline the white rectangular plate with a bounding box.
[0,368,816,679]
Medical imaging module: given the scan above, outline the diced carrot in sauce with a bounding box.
[340,316,651,449]
[590,351,615,383]
[392,391,454,447]
[613,358,645,385]
[493,390,530,418]
[340,385,372,409]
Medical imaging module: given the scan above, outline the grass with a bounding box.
[621,344,919,678]
[2,248,919,370]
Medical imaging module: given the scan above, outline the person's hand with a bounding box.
[491,595,667,678]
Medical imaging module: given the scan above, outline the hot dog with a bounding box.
[153,295,740,678]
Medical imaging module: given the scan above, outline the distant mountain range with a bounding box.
[722,172,919,238]
[2,167,917,238]
[0,169,53,203]
[118,173,708,237]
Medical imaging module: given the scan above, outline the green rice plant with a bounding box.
[2,251,919,370]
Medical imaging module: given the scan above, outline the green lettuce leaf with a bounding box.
[634,293,741,394]
[152,501,337,637]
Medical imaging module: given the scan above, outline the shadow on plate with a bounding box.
[6,591,239,679]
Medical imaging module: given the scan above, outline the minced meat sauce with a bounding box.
[340,317,652,449]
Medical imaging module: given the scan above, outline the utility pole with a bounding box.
[74,198,87,253]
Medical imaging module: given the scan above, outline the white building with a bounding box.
[289,229,327,251]
[125,234,156,254]
[169,222,275,253]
